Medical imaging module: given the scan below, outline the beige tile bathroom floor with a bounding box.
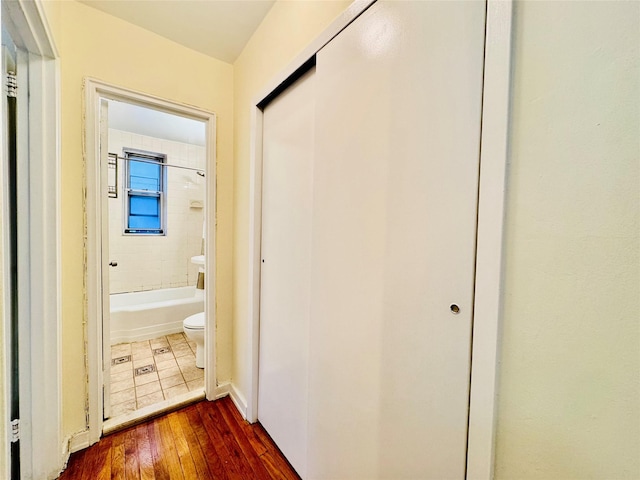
[109,332,204,418]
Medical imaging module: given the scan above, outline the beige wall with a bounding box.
[232,0,351,406]
[495,1,639,478]
[47,0,234,439]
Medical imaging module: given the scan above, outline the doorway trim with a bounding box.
[466,2,514,477]
[1,0,61,478]
[245,1,513,478]
[84,78,217,446]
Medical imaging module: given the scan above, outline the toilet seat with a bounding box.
[184,312,205,330]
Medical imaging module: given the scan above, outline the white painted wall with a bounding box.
[107,128,205,294]
[495,2,640,478]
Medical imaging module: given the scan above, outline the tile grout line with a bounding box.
[108,333,202,417]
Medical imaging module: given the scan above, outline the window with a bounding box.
[123,148,166,235]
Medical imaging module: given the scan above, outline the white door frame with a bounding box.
[466,1,514,477]
[1,0,62,479]
[84,79,217,446]
[245,1,513,478]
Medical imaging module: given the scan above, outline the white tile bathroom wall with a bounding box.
[107,128,205,294]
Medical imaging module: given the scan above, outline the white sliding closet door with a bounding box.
[306,1,486,478]
[258,1,486,478]
[258,67,316,477]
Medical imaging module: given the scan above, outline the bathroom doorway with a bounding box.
[84,80,217,439]
[103,100,207,426]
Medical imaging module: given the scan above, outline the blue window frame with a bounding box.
[123,149,166,235]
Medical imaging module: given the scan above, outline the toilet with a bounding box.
[183,312,205,369]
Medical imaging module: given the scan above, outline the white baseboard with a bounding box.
[60,436,70,466]
[68,430,90,454]
[57,430,90,478]
[207,382,248,421]
[56,437,71,480]
[215,381,230,399]
[229,383,248,420]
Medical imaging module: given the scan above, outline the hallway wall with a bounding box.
[40,0,639,476]
[42,0,234,441]
[495,2,639,477]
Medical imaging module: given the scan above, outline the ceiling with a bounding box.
[78,0,276,63]
[108,100,206,146]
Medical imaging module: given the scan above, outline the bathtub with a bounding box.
[110,286,204,344]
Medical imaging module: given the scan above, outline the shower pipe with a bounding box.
[117,155,205,176]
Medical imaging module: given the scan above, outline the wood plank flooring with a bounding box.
[58,396,301,480]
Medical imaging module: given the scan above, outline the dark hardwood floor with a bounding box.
[58,396,301,479]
